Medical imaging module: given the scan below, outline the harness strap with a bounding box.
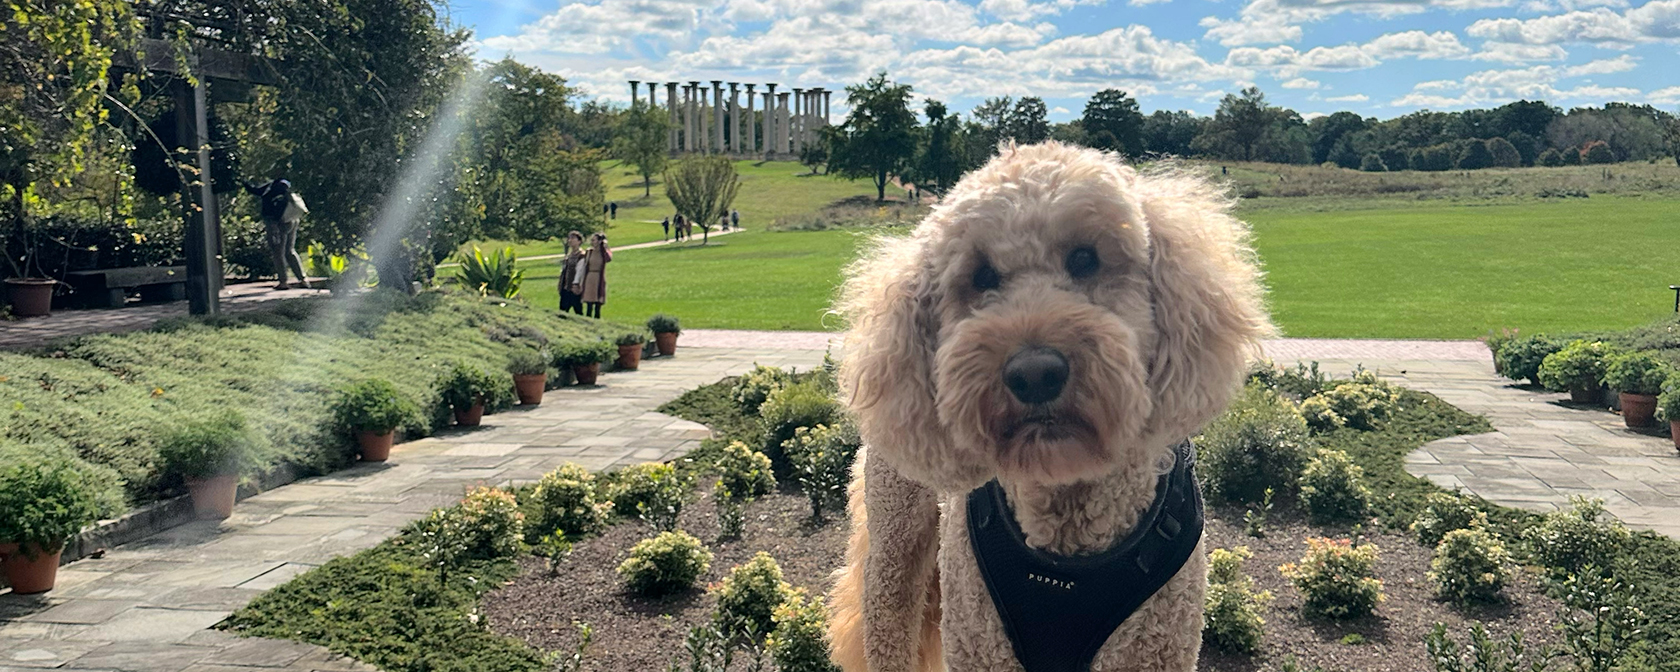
[966,440,1204,672]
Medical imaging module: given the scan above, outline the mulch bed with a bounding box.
[484,486,1562,672]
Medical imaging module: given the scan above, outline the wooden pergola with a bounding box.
[112,8,279,315]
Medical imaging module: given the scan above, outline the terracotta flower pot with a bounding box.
[1671,420,1680,451]
[514,373,546,405]
[617,344,643,371]
[185,473,239,520]
[654,331,678,356]
[454,402,485,427]
[573,362,601,386]
[4,278,55,317]
[357,430,395,462]
[0,543,63,594]
[1620,392,1657,428]
[1569,384,1601,405]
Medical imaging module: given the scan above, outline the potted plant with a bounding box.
[615,332,647,371]
[555,340,615,386]
[3,277,56,317]
[0,453,101,593]
[507,348,550,405]
[1660,382,1680,451]
[1538,340,1614,405]
[648,314,682,356]
[331,379,419,462]
[439,363,503,427]
[1604,351,1670,428]
[159,412,259,520]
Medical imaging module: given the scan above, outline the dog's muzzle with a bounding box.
[1003,346,1070,405]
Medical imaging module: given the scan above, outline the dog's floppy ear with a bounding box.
[1138,169,1272,445]
[839,233,987,491]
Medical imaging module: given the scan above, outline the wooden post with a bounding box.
[175,77,221,315]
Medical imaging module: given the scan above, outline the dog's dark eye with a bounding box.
[972,262,1001,291]
[1065,246,1100,279]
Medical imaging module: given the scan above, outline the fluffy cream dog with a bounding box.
[827,141,1270,672]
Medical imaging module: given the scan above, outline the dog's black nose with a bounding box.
[1003,347,1070,405]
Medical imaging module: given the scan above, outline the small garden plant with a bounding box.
[615,332,647,347]
[1660,378,1680,425]
[553,340,616,369]
[1196,383,1312,504]
[714,440,777,500]
[505,347,549,376]
[1428,527,1512,605]
[784,422,861,524]
[438,362,507,412]
[646,313,682,335]
[618,530,713,597]
[734,364,794,414]
[332,379,421,436]
[158,411,262,481]
[1493,334,1562,385]
[1537,340,1614,394]
[529,463,611,540]
[1279,537,1384,619]
[0,450,104,557]
[1298,448,1373,524]
[1203,546,1272,654]
[1603,351,1669,396]
[767,588,842,672]
[1411,492,1488,546]
[711,552,795,639]
[1312,374,1400,431]
[1521,496,1631,577]
[610,462,684,517]
[413,486,526,581]
[758,380,843,473]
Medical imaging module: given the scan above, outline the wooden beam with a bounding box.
[116,38,279,87]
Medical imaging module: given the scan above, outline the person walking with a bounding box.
[244,178,310,290]
[661,216,671,241]
[674,214,686,241]
[609,201,618,219]
[557,230,585,315]
[573,233,612,319]
[730,208,739,231]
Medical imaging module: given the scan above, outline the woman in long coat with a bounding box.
[573,232,612,318]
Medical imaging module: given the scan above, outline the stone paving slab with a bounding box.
[1264,355,1680,540]
[0,345,824,671]
[0,283,330,351]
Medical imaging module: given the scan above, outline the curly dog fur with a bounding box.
[827,141,1271,672]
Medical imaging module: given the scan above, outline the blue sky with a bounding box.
[446,0,1679,122]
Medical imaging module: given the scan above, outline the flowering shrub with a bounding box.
[1197,384,1312,504]
[1204,547,1272,654]
[1522,496,1631,576]
[1298,449,1373,524]
[530,463,611,539]
[617,530,712,597]
[1279,538,1384,619]
[712,552,795,638]
[768,588,841,672]
[1429,527,1512,604]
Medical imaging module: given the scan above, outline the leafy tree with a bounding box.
[970,96,1013,151]
[1457,140,1494,170]
[0,1,139,277]
[1504,131,1541,166]
[1194,87,1274,162]
[1081,89,1144,155]
[1666,118,1680,167]
[1309,112,1370,166]
[798,136,829,175]
[1049,120,1088,146]
[1359,153,1386,172]
[1491,100,1560,140]
[1485,137,1522,168]
[912,100,966,195]
[1005,97,1050,144]
[613,101,672,196]
[1141,110,1203,157]
[474,59,602,242]
[1583,140,1616,164]
[828,72,919,202]
[664,155,740,244]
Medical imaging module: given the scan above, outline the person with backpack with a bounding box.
[244,178,311,290]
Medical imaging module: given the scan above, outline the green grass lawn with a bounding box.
[521,227,873,331]
[467,160,903,259]
[1246,196,1680,339]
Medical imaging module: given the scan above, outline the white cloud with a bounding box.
[1200,0,1516,48]
[1326,93,1371,101]
[1389,58,1648,107]
[1650,86,1680,103]
[1363,30,1474,58]
[1282,76,1322,88]
[1473,42,1571,61]
[480,0,718,55]
[978,0,1106,20]
[897,25,1241,100]
[1467,0,1680,48]
[1199,14,1304,45]
[1223,29,1471,73]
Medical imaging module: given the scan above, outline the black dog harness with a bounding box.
[966,440,1204,672]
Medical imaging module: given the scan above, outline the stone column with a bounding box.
[792,88,805,154]
[728,83,740,154]
[689,81,702,152]
[822,89,832,125]
[764,83,778,159]
[777,92,790,156]
[628,80,639,107]
[684,83,695,152]
[698,84,711,152]
[745,84,757,154]
[666,82,679,152]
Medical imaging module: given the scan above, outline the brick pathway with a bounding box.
[0,283,330,351]
[0,345,824,671]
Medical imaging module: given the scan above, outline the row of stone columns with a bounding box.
[628,80,831,158]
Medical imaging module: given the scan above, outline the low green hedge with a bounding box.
[0,289,624,506]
